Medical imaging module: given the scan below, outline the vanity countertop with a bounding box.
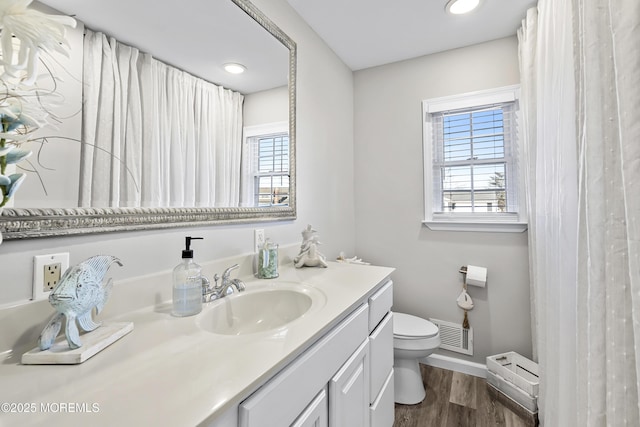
[0,262,394,426]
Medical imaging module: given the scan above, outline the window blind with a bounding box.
[254,134,289,206]
[431,102,518,213]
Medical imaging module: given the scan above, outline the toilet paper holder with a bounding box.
[458,265,487,288]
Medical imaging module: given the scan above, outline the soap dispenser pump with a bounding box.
[172,236,204,317]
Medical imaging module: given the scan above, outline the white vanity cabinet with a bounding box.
[239,304,369,427]
[0,261,397,427]
[238,279,394,427]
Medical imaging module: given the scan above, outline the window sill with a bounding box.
[422,220,528,233]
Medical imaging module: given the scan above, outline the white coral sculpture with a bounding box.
[0,0,75,211]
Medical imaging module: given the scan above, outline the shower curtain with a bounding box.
[519,0,640,425]
[80,30,244,208]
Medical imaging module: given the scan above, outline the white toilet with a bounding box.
[393,312,441,404]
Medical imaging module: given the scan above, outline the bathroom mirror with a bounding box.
[0,0,296,240]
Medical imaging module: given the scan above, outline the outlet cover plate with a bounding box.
[254,229,265,251]
[33,253,70,301]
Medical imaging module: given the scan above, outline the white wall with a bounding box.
[353,37,532,364]
[244,85,289,127]
[0,0,356,307]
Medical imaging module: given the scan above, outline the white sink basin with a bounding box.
[197,282,324,335]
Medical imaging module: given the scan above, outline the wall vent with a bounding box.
[430,318,473,356]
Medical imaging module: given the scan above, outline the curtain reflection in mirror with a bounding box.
[79,29,244,208]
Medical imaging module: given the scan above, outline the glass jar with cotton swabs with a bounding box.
[257,239,279,279]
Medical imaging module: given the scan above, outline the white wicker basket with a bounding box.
[486,351,539,413]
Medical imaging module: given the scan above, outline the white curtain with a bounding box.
[519,0,640,425]
[80,30,244,208]
[239,129,258,207]
[575,0,640,425]
[80,31,145,207]
[518,3,579,424]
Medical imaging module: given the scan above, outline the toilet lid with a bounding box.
[394,313,439,339]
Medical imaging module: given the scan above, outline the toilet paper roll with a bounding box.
[466,265,487,288]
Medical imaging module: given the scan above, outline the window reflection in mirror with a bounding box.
[242,122,290,207]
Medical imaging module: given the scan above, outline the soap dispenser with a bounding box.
[172,236,204,317]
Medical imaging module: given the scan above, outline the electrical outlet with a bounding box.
[43,263,62,291]
[254,229,265,250]
[32,253,70,301]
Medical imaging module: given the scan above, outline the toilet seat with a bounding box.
[394,312,439,339]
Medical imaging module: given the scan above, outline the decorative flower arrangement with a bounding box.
[0,0,75,209]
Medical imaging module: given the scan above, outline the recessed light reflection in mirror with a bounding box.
[446,0,480,15]
[224,63,247,74]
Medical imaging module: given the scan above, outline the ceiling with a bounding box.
[35,0,537,94]
[286,0,537,71]
[37,0,289,95]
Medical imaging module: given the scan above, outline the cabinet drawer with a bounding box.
[368,280,393,332]
[369,312,393,403]
[370,369,394,427]
[239,304,369,427]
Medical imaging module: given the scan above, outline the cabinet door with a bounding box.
[329,339,370,427]
[292,387,328,427]
[369,312,393,403]
[370,370,394,427]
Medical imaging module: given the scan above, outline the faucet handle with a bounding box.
[201,276,213,302]
[201,275,211,290]
[222,263,240,278]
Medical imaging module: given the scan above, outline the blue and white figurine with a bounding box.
[38,255,123,350]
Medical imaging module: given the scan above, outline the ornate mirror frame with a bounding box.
[0,0,296,240]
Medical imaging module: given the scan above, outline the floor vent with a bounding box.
[430,318,473,356]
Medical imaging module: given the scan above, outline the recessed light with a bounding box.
[446,0,480,15]
[223,63,246,74]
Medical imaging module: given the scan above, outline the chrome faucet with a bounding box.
[202,264,246,303]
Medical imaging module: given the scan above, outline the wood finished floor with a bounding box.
[393,364,538,427]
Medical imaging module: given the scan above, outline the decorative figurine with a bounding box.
[294,225,328,268]
[38,255,123,350]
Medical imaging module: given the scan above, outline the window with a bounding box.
[422,86,527,232]
[242,122,289,207]
[255,133,289,206]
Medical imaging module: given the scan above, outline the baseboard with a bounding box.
[421,353,487,378]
